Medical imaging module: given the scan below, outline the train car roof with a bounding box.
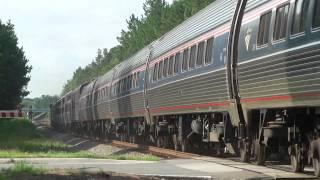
[95,69,114,88]
[151,0,269,59]
[79,79,96,95]
[113,46,151,79]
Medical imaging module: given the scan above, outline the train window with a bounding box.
[121,79,124,93]
[123,79,125,92]
[292,0,308,34]
[115,83,117,95]
[153,63,158,82]
[196,41,205,66]
[118,82,121,94]
[257,12,272,46]
[123,78,127,92]
[126,76,129,91]
[126,77,130,91]
[132,74,134,88]
[130,75,133,89]
[163,58,168,78]
[174,52,180,74]
[115,82,118,95]
[123,79,126,92]
[120,79,123,93]
[136,73,138,88]
[132,74,135,88]
[117,82,119,95]
[158,61,163,79]
[313,0,320,28]
[189,45,197,69]
[274,4,290,41]
[126,76,129,90]
[132,73,136,88]
[119,80,122,94]
[205,37,214,64]
[182,48,189,71]
[168,56,174,76]
[136,72,140,88]
[117,81,120,94]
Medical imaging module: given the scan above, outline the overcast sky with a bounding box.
[0,0,158,98]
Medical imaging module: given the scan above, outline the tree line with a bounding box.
[61,0,215,95]
[22,95,59,109]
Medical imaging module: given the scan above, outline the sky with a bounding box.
[0,0,152,98]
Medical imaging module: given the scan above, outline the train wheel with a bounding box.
[313,158,320,177]
[240,148,249,162]
[129,136,136,144]
[239,140,249,162]
[290,144,304,172]
[312,139,320,177]
[173,134,179,151]
[181,140,188,152]
[255,140,266,165]
[163,136,169,149]
[291,154,304,172]
[156,137,162,148]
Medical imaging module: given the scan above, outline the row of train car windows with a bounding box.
[112,72,140,96]
[96,87,107,100]
[258,0,320,46]
[152,37,214,82]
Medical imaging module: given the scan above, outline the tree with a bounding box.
[61,0,215,95]
[0,20,32,109]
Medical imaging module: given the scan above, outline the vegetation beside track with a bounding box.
[0,161,153,180]
[0,161,46,180]
[0,119,159,161]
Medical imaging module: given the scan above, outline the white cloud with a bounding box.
[0,0,146,97]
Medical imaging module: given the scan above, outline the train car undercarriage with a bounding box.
[240,107,320,175]
[57,106,320,176]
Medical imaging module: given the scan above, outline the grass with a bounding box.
[0,119,159,161]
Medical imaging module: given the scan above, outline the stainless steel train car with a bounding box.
[51,0,320,176]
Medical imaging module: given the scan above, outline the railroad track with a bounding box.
[111,140,201,159]
[110,140,316,178]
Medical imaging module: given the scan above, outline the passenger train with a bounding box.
[51,0,320,176]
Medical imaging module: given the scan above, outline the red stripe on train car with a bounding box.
[150,101,230,113]
[241,92,320,103]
